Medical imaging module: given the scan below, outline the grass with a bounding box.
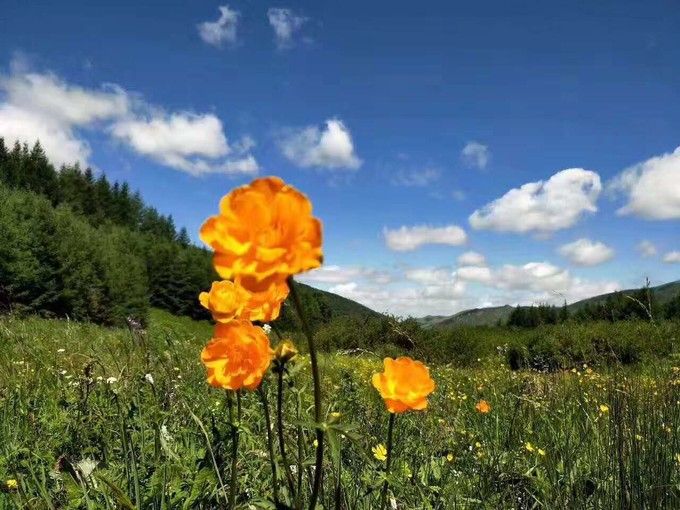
[0,309,679,508]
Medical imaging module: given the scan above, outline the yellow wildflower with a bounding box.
[372,444,388,462]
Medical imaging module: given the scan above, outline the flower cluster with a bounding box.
[198,176,323,391]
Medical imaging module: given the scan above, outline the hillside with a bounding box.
[568,280,680,312]
[424,280,680,328]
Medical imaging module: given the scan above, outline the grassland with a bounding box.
[1,310,679,509]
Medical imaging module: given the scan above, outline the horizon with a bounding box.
[1,0,679,317]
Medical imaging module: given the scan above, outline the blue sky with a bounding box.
[0,0,678,316]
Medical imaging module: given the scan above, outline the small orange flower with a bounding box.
[372,357,435,413]
[200,176,323,282]
[200,320,273,391]
[198,280,250,323]
[199,277,289,323]
[475,400,491,414]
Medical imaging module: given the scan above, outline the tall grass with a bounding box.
[0,310,678,508]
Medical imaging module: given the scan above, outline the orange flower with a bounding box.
[236,275,290,322]
[475,400,491,414]
[200,320,273,391]
[371,357,435,413]
[198,280,250,323]
[199,277,289,323]
[200,176,323,282]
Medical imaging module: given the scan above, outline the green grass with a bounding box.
[1,310,679,508]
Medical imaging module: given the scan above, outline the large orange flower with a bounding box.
[200,320,273,391]
[200,176,323,282]
[372,357,435,413]
[199,277,289,323]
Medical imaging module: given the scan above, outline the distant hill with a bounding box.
[423,280,680,329]
[277,282,382,331]
[420,305,514,328]
[568,280,680,312]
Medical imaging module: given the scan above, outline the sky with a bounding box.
[0,0,678,317]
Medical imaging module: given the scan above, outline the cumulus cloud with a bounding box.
[608,147,680,220]
[267,8,307,49]
[383,224,467,251]
[0,69,128,167]
[461,141,490,170]
[404,267,453,285]
[279,119,361,170]
[456,265,493,283]
[0,61,258,176]
[110,113,257,176]
[469,168,602,234]
[663,251,680,264]
[197,5,239,47]
[558,238,615,266]
[457,251,486,266]
[637,240,658,258]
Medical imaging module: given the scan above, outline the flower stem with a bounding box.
[287,276,324,510]
[258,385,280,505]
[379,413,396,510]
[277,368,297,496]
[228,390,242,509]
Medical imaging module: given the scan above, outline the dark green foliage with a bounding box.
[0,138,219,325]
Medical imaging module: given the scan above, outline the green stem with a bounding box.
[258,385,280,505]
[379,413,396,510]
[228,390,242,509]
[287,276,324,510]
[277,368,297,496]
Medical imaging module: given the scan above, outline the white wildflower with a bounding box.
[263,324,272,335]
[106,377,118,385]
[144,373,155,385]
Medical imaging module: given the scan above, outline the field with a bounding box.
[1,310,679,509]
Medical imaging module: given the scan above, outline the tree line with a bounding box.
[507,287,680,328]
[0,138,214,326]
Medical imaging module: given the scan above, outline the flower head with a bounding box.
[274,339,298,365]
[599,404,610,414]
[372,357,435,413]
[201,320,273,391]
[200,176,323,282]
[5,479,18,491]
[475,400,491,414]
[372,444,388,462]
[199,277,289,323]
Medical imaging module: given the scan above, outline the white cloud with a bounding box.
[383,224,467,251]
[111,113,257,176]
[197,5,239,47]
[0,61,258,175]
[663,251,680,264]
[0,69,129,167]
[558,238,615,266]
[457,251,486,266]
[0,104,92,168]
[456,265,493,283]
[299,265,391,285]
[267,8,307,49]
[461,141,489,170]
[469,168,602,234]
[404,267,453,285]
[637,240,657,258]
[608,147,680,220]
[391,167,439,187]
[279,119,361,170]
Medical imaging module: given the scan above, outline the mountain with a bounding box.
[422,280,680,329]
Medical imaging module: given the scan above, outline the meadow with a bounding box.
[1,309,679,509]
